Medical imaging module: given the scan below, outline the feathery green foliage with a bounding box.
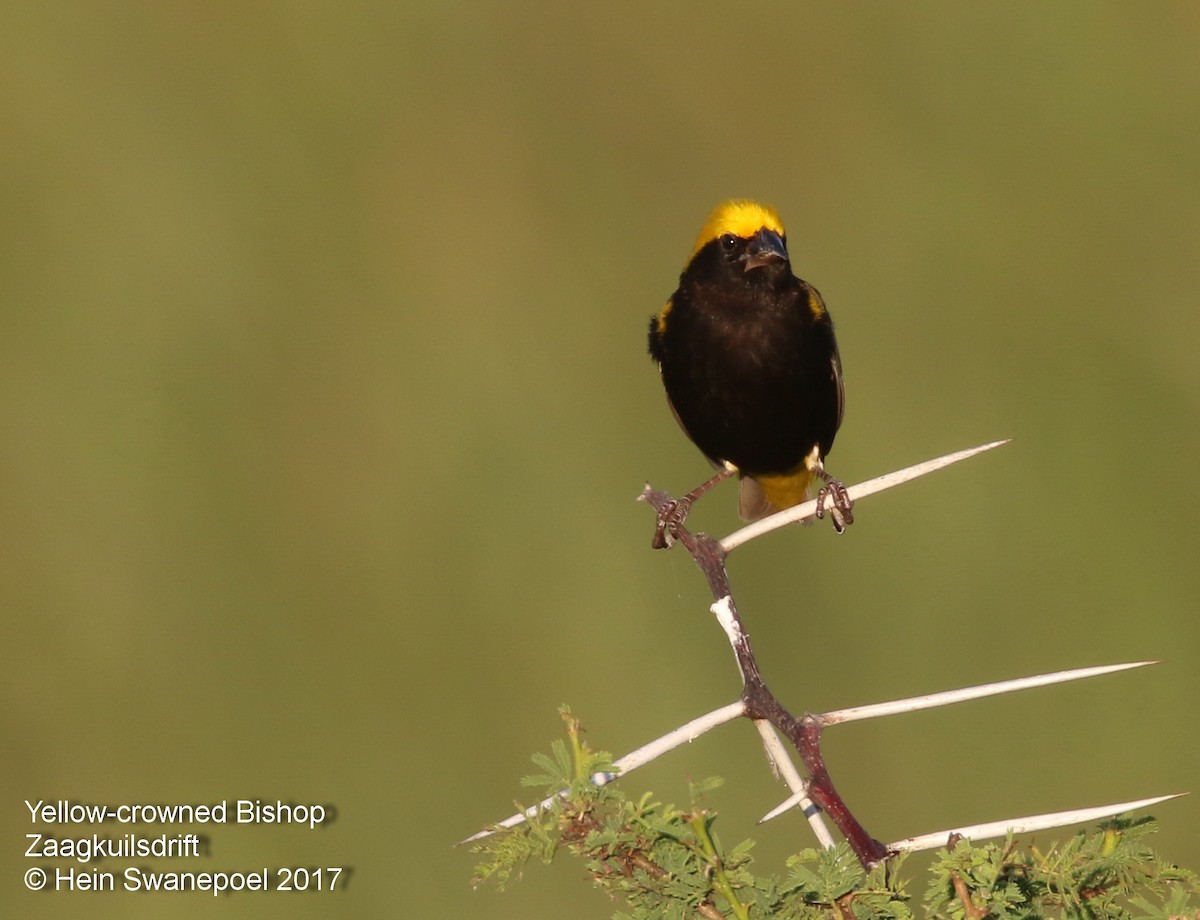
[925,819,1198,919]
[472,713,1196,919]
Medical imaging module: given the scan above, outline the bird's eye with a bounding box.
[718,234,738,253]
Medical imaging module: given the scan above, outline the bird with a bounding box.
[647,199,851,545]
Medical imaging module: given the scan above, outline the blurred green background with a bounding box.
[2,3,1197,917]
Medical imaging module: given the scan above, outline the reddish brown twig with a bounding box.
[639,484,888,866]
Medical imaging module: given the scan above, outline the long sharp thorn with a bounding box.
[460,701,747,845]
[821,661,1159,726]
[759,789,811,825]
[722,439,1011,551]
[888,793,1188,854]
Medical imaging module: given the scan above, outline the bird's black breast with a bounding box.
[651,277,841,476]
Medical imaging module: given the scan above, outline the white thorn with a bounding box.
[888,793,1187,854]
[821,661,1159,725]
[461,701,747,844]
[751,720,836,847]
[759,788,812,825]
[721,439,1011,551]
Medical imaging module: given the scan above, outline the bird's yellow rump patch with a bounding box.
[748,444,824,516]
[752,469,814,513]
[691,199,786,259]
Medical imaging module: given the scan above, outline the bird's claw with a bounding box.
[651,497,693,549]
[815,480,854,534]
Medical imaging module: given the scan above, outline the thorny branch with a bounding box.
[639,484,888,866]
[468,440,1180,873]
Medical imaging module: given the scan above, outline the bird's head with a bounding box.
[692,199,790,278]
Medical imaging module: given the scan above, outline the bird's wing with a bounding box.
[831,348,845,431]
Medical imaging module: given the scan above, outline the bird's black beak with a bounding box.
[739,227,789,273]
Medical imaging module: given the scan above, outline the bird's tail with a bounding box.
[738,469,814,523]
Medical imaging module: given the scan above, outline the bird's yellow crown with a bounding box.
[691,199,786,259]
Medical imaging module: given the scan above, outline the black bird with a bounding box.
[648,199,851,540]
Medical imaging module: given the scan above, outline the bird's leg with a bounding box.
[651,466,735,549]
[813,466,854,534]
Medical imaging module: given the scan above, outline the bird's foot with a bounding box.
[651,496,692,549]
[649,467,735,549]
[814,478,854,533]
